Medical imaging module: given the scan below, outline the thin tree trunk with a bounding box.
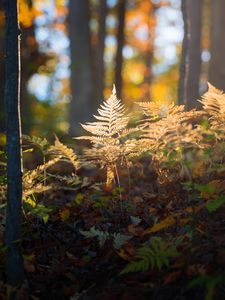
[186,0,202,110]
[209,0,225,91]
[115,0,126,99]
[0,2,5,132]
[68,0,95,136]
[96,0,107,100]
[178,0,190,106]
[4,0,24,287]
[143,3,155,100]
[20,0,37,134]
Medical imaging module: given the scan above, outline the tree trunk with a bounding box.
[186,0,202,110]
[143,3,155,101]
[96,0,107,100]
[0,2,5,132]
[4,0,24,287]
[68,0,95,136]
[115,0,126,99]
[209,0,225,91]
[20,0,37,134]
[178,0,190,106]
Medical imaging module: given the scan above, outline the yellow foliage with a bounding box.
[18,0,42,28]
[192,161,206,178]
[23,197,36,208]
[143,216,176,235]
[60,208,71,221]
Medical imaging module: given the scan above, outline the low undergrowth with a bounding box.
[0,83,225,299]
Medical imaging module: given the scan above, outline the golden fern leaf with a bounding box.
[136,101,185,120]
[75,86,134,187]
[23,156,61,186]
[50,136,79,170]
[0,185,6,202]
[77,86,129,140]
[199,83,225,127]
[23,184,52,198]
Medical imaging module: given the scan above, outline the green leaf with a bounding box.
[205,195,225,212]
[74,193,84,205]
[120,237,182,275]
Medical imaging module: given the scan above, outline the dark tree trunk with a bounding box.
[96,0,107,100]
[115,0,126,99]
[178,0,190,106]
[0,2,5,132]
[68,0,95,136]
[4,0,24,287]
[186,0,202,110]
[209,0,225,91]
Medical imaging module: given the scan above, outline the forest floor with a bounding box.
[1,158,225,300]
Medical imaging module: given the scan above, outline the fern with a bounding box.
[137,101,184,121]
[23,135,50,154]
[76,86,134,186]
[23,156,62,199]
[120,237,181,275]
[49,136,79,170]
[80,226,132,249]
[78,85,129,140]
[137,101,203,129]
[200,83,225,128]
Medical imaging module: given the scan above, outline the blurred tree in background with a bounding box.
[209,0,225,91]
[0,0,222,137]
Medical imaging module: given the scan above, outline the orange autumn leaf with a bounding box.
[201,180,225,199]
[163,271,182,285]
[128,224,144,236]
[60,208,70,221]
[143,216,176,235]
[117,242,136,261]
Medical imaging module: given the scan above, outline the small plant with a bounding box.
[80,226,132,249]
[76,86,135,188]
[120,237,181,275]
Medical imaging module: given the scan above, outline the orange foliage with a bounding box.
[18,0,42,28]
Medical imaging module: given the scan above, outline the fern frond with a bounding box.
[0,185,6,202]
[23,184,52,198]
[23,135,50,153]
[200,83,225,127]
[75,87,133,186]
[78,87,128,139]
[50,136,79,170]
[136,101,184,120]
[120,237,180,275]
[46,172,82,186]
[23,156,61,186]
[80,226,132,249]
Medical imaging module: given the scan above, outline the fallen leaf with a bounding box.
[163,271,182,285]
[60,208,70,221]
[143,216,176,235]
[128,224,144,236]
[130,216,142,226]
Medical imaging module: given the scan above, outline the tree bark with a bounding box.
[209,0,225,91]
[4,0,24,287]
[68,0,95,136]
[178,0,190,106]
[96,0,107,100]
[115,0,126,99]
[20,0,37,134]
[186,0,202,110]
[143,3,155,100]
[0,2,5,132]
